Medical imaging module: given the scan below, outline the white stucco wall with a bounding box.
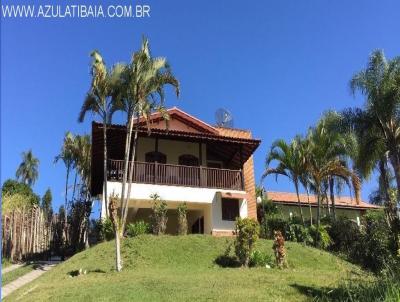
[101,181,246,234]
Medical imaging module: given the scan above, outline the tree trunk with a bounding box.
[329,178,336,220]
[103,116,109,218]
[305,187,313,226]
[294,181,305,226]
[114,229,122,271]
[120,116,134,221]
[121,122,139,234]
[316,189,321,229]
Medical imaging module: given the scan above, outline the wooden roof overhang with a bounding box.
[91,122,261,196]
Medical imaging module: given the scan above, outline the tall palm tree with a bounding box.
[263,138,306,225]
[55,132,76,217]
[306,121,361,229]
[78,51,125,218]
[348,50,400,253]
[350,50,400,201]
[16,150,39,187]
[108,37,179,272]
[115,37,180,234]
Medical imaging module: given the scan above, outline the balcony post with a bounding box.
[154,162,158,184]
[199,166,204,187]
[240,169,244,190]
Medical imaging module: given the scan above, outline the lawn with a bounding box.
[4,235,372,301]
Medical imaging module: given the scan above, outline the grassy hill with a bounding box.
[4,235,372,301]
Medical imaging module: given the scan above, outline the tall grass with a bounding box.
[317,268,400,302]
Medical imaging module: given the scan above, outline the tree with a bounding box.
[78,51,124,218]
[306,120,361,230]
[2,179,40,206]
[41,188,53,216]
[263,138,306,225]
[348,49,400,254]
[55,132,76,217]
[113,37,180,239]
[16,149,39,187]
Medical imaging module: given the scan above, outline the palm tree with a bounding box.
[16,150,39,187]
[306,120,361,229]
[78,51,124,218]
[350,50,400,201]
[263,138,306,225]
[107,37,179,272]
[116,37,180,234]
[55,132,76,217]
[347,50,400,253]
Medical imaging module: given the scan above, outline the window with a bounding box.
[221,198,240,221]
[178,154,199,166]
[145,151,166,164]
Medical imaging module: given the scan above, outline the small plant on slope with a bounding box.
[151,193,168,235]
[234,218,260,267]
[177,202,188,235]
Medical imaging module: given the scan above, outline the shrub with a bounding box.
[95,218,114,241]
[328,217,362,254]
[354,210,396,273]
[126,221,150,237]
[177,203,188,235]
[309,225,332,249]
[234,218,260,267]
[249,250,274,268]
[150,194,168,235]
[291,224,313,244]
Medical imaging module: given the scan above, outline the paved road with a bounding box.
[1,261,59,299]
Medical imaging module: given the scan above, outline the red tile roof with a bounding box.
[267,191,381,210]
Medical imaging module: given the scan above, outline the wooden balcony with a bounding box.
[107,159,244,191]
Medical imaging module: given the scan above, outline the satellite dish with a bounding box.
[215,108,234,128]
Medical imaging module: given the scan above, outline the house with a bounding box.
[90,107,261,236]
[262,191,381,224]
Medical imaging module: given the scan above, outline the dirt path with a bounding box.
[1,261,59,299]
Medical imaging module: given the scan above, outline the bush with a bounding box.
[126,221,150,237]
[151,194,168,235]
[177,203,188,235]
[249,250,274,268]
[234,218,260,267]
[291,224,313,244]
[95,218,114,241]
[354,210,396,273]
[309,225,332,249]
[328,217,362,254]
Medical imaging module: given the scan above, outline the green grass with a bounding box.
[1,258,12,269]
[2,263,37,286]
[4,235,373,302]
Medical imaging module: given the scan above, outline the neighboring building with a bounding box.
[263,191,381,224]
[91,107,261,236]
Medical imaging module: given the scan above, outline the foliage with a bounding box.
[309,225,332,249]
[41,188,53,216]
[2,193,34,213]
[2,179,40,207]
[95,218,115,241]
[234,218,260,267]
[328,217,362,255]
[177,202,188,235]
[15,149,39,187]
[150,194,168,235]
[126,221,150,237]
[355,210,396,274]
[249,250,274,268]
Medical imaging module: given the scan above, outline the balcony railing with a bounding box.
[107,159,244,191]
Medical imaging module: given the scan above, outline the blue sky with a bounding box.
[1,0,400,215]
